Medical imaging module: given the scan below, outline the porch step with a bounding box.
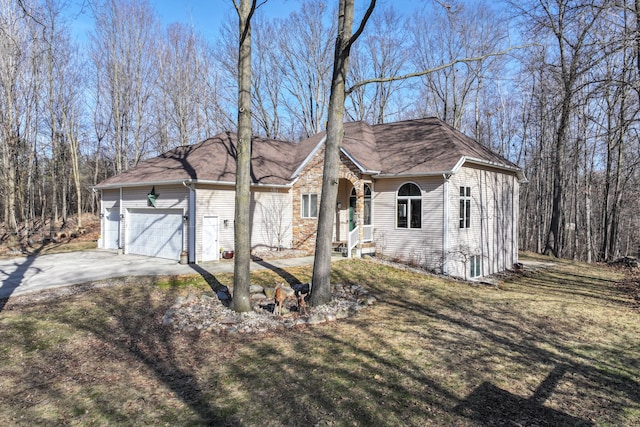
[333,241,347,255]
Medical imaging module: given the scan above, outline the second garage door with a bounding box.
[126,209,183,260]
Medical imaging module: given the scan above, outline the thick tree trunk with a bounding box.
[543,99,568,258]
[310,0,375,306]
[231,0,255,313]
[310,0,354,307]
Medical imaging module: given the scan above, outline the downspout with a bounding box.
[183,181,196,264]
[442,173,452,275]
[94,188,102,249]
[119,187,123,253]
[480,171,486,276]
[513,178,518,265]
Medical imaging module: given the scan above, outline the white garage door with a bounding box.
[126,209,183,260]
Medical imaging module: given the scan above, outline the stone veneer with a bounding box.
[292,144,365,253]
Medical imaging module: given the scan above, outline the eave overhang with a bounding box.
[93,178,292,190]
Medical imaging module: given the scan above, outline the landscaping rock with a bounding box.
[162,283,375,334]
[250,284,264,293]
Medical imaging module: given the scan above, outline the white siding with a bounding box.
[196,186,235,259]
[195,186,292,262]
[373,177,444,269]
[372,168,519,279]
[251,188,293,251]
[446,166,518,279]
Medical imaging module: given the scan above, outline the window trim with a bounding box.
[301,193,318,218]
[396,182,422,229]
[363,183,372,226]
[459,186,471,229]
[470,255,482,278]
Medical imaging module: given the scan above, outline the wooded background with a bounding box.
[1,0,638,262]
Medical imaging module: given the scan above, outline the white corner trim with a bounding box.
[290,135,326,179]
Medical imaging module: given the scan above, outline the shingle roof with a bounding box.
[95,118,522,189]
[95,132,299,188]
[365,117,519,175]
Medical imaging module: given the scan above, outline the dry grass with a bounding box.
[0,253,639,426]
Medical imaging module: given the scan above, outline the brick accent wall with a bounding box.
[292,145,363,253]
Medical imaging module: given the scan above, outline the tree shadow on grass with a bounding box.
[188,264,226,293]
[252,259,303,286]
[328,260,640,425]
[47,279,238,425]
[454,364,596,426]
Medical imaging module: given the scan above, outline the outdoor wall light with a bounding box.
[120,214,124,219]
[336,202,342,209]
[183,215,189,222]
[99,213,104,218]
[224,219,229,228]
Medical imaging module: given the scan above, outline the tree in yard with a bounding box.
[231,0,259,313]
[310,0,377,307]
[309,0,527,306]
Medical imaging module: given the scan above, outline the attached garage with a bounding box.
[126,209,184,260]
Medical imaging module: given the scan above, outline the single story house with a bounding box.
[94,117,526,279]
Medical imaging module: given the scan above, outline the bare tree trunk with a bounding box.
[231,0,257,313]
[310,0,376,307]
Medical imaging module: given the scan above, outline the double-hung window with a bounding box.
[397,183,422,229]
[459,186,471,229]
[302,193,318,218]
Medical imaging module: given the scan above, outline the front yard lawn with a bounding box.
[1,253,638,426]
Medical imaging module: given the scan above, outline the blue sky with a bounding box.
[69,0,425,45]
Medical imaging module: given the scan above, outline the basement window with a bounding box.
[470,255,482,278]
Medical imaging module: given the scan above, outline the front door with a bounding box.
[202,216,219,261]
[104,208,120,249]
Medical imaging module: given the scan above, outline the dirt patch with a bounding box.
[0,214,100,257]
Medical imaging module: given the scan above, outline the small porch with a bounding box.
[333,179,374,258]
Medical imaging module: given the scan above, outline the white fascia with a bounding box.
[290,135,326,179]
[457,156,528,183]
[374,170,456,179]
[340,148,381,175]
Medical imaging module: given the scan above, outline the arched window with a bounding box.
[397,183,421,229]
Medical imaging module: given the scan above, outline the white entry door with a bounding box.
[126,209,183,260]
[202,216,219,261]
[104,209,120,249]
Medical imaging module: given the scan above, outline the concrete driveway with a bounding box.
[0,250,316,299]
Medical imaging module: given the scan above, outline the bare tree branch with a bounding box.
[344,0,376,54]
[346,44,532,95]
